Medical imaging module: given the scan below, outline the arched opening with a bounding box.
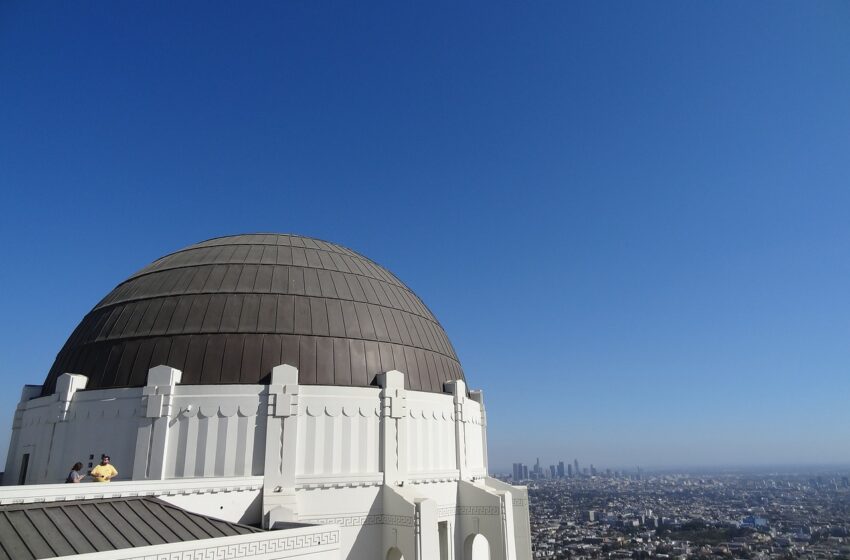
[387,546,405,560]
[463,533,491,560]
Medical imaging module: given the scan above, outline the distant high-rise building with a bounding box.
[557,461,565,478]
[549,465,556,478]
[590,464,597,476]
[567,464,573,477]
[522,465,529,480]
[574,459,579,476]
[513,463,524,481]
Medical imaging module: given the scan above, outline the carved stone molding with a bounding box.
[304,403,380,417]
[298,479,383,490]
[407,407,455,421]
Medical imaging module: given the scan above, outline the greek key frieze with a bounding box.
[115,530,339,560]
[438,506,457,517]
[457,505,501,515]
[437,505,501,517]
[306,513,416,527]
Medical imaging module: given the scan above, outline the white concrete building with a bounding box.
[2,234,531,560]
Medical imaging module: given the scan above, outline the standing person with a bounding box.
[89,454,117,482]
[66,462,85,483]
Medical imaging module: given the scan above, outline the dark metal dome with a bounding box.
[43,234,464,394]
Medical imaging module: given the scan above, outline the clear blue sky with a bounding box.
[1,2,849,471]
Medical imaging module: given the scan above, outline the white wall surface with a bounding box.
[165,384,268,478]
[296,386,382,477]
[4,369,490,488]
[4,386,143,484]
[406,391,457,474]
[297,485,384,560]
[463,399,486,472]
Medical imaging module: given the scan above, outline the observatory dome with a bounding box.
[43,234,463,394]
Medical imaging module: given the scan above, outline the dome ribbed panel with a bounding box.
[43,234,463,394]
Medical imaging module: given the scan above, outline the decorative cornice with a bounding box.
[295,473,383,490]
[180,402,263,418]
[305,403,380,417]
[406,408,455,421]
[407,470,460,484]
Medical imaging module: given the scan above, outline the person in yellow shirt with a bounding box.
[89,454,118,482]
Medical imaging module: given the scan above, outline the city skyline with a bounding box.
[518,469,850,558]
[2,2,850,468]
[500,457,850,477]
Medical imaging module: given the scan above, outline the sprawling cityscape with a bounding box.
[499,460,850,560]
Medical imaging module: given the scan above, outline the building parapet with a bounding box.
[0,475,264,505]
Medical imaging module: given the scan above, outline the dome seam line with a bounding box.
[91,290,447,333]
[114,262,421,311]
[58,333,462,367]
[131,242,405,287]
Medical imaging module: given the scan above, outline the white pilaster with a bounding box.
[53,373,88,423]
[445,379,469,479]
[263,364,300,527]
[469,389,488,474]
[45,373,88,480]
[378,370,407,485]
[4,385,43,484]
[133,366,181,480]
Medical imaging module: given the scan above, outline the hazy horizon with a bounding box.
[487,435,850,474]
[489,461,850,476]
